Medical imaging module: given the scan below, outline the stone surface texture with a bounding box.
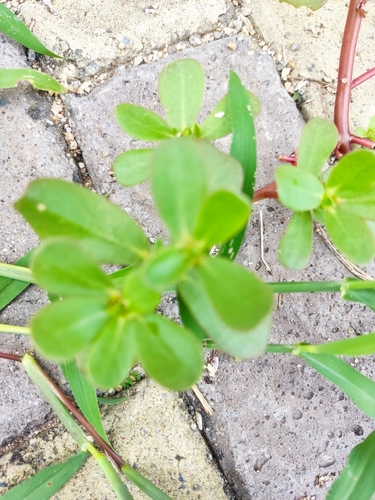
[0,379,228,499]
[1,0,375,499]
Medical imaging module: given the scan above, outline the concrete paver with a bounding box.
[2,1,375,498]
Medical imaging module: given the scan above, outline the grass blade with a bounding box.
[2,451,88,500]
[0,250,34,311]
[0,3,61,57]
[0,68,66,93]
[220,71,256,260]
[327,430,375,500]
[122,464,173,500]
[61,360,110,444]
[301,353,375,420]
[97,395,128,405]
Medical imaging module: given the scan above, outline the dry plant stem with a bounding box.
[334,0,365,154]
[0,351,22,362]
[0,351,125,468]
[351,66,375,89]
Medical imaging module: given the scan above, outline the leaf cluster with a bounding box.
[15,59,273,392]
[275,118,375,268]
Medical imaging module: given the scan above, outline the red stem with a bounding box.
[352,66,375,89]
[0,351,22,362]
[278,154,297,165]
[334,0,366,154]
[253,181,278,203]
[350,135,375,148]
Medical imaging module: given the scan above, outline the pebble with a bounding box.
[319,456,335,468]
[292,409,302,420]
[213,32,223,40]
[352,425,364,436]
[191,422,197,431]
[291,43,301,51]
[133,56,144,66]
[227,41,237,51]
[189,35,202,46]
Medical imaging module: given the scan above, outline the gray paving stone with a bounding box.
[66,35,375,499]
[0,36,79,446]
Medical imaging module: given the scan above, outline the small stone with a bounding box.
[191,422,197,431]
[227,41,237,51]
[281,67,291,81]
[291,43,300,51]
[69,141,78,150]
[292,409,302,420]
[213,32,223,40]
[65,132,74,142]
[78,162,85,169]
[118,42,126,50]
[352,425,364,436]
[196,412,203,431]
[254,454,270,471]
[319,456,335,468]
[133,56,144,66]
[189,35,202,46]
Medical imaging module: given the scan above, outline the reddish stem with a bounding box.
[0,351,22,362]
[253,181,278,203]
[279,154,297,165]
[352,66,375,89]
[334,0,366,154]
[350,134,375,148]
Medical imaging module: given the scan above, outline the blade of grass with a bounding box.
[2,451,88,500]
[22,354,134,500]
[61,360,110,445]
[0,250,34,311]
[97,395,128,405]
[220,71,256,260]
[0,3,61,57]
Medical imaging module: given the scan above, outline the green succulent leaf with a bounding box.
[325,206,375,265]
[326,150,375,220]
[31,239,114,298]
[296,333,375,356]
[297,118,337,176]
[15,179,149,265]
[113,149,152,187]
[115,104,176,141]
[193,190,251,247]
[278,211,312,269]
[341,278,375,312]
[179,268,273,358]
[301,353,375,421]
[31,298,109,360]
[150,137,207,241]
[85,317,138,390]
[138,315,204,390]
[0,68,65,93]
[326,430,375,500]
[1,451,88,500]
[200,90,261,141]
[60,360,109,444]
[197,256,273,331]
[0,3,61,57]
[194,140,244,195]
[0,249,34,311]
[143,247,192,291]
[275,165,324,211]
[279,0,326,10]
[158,58,205,130]
[122,270,161,313]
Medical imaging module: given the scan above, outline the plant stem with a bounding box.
[89,444,133,500]
[265,344,296,353]
[279,154,297,165]
[268,279,375,294]
[0,262,35,283]
[0,351,22,362]
[350,134,375,148]
[334,0,366,154]
[22,353,133,500]
[351,66,375,89]
[253,180,278,203]
[0,324,31,335]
